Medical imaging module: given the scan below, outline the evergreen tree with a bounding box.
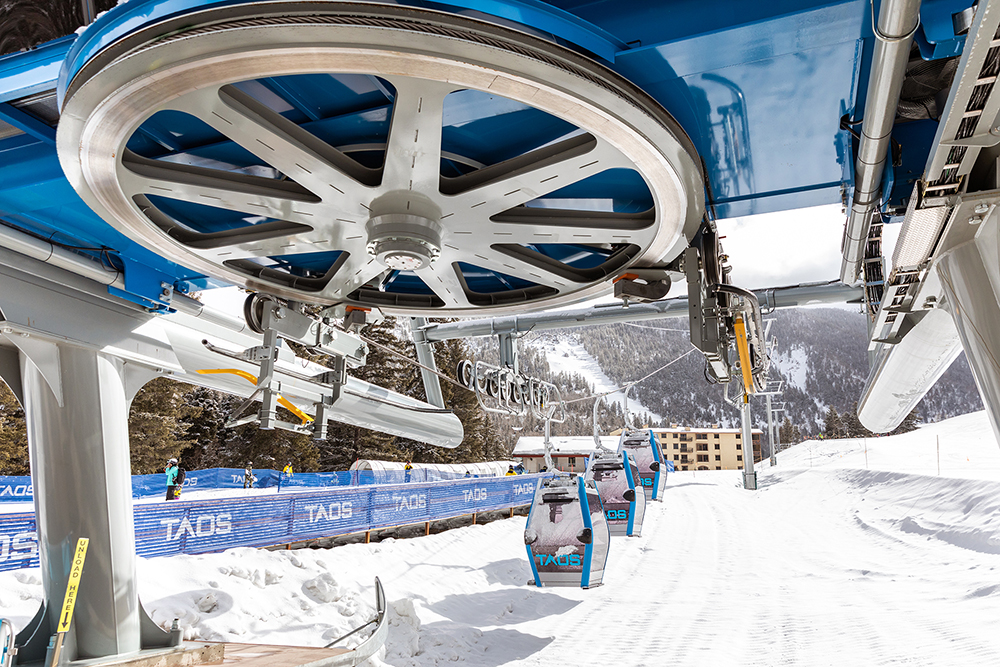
[823,406,843,439]
[778,416,794,446]
[128,378,198,474]
[890,409,921,435]
[0,381,28,475]
[841,402,873,438]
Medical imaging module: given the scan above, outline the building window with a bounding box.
[568,457,576,468]
[681,466,688,471]
[737,455,743,461]
[716,466,721,470]
[736,443,742,450]
[698,466,709,470]
[697,443,708,451]
[673,454,679,461]
[672,433,678,439]
[714,434,720,439]
[736,433,741,439]
[697,454,709,462]
[696,433,707,440]
[681,455,689,462]
[673,443,679,449]
[714,444,720,450]
[715,455,721,461]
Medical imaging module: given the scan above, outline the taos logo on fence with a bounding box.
[0,484,32,498]
[392,493,426,512]
[304,502,352,523]
[513,483,535,496]
[463,488,487,502]
[0,532,38,562]
[534,553,582,567]
[606,509,628,520]
[160,514,232,541]
[640,477,653,486]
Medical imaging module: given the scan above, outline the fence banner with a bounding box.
[0,475,547,572]
[0,477,33,503]
[1,467,513,504]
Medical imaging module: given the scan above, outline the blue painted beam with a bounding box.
[0,103,56,144]
[0,35,74,103]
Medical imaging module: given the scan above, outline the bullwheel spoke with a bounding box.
[380,77,456,192]
[465,249,569,290]
[416,262,474,308]
[163,86,377,204]
[322,251,388,301]
[119,152,326,227]
[489,206,656,245]
[442,134,632,218]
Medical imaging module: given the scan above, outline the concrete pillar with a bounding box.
[20,344,141,660]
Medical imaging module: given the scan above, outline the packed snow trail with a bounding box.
[3,413,1000,665]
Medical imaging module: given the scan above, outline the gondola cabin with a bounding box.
[618,429,668,501]
[524,477,610,588]
[585,450,646,537]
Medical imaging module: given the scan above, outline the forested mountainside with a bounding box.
[0,308,984,476]
[557,307,981,436]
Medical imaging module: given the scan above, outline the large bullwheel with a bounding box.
[58,2,703,315]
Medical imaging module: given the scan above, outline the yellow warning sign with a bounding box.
[57,538,89,633]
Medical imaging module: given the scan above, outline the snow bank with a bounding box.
[3,412,1000,666]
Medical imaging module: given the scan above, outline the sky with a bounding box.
[716,203,900,291]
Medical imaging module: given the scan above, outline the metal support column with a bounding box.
[741,397,756,490]
[20,344,140,661]
[937,220,1000,444]
[766,393,776,467]
[409,317,445,409]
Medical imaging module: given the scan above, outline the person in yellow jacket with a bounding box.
[278,462,293,492]
[505,465,517,476]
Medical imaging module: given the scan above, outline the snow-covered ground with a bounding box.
[531,334,664,423]
[4,411,1000,665]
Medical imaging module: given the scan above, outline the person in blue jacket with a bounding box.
[165,458,179,501]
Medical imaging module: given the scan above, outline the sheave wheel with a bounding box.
[58,2,703,315]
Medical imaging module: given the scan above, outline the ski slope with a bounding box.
[531,334,664,423]
[4,412,1000,665]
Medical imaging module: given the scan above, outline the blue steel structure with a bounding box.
[0,0,972,310]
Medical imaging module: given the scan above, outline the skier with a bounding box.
[278,461,293,492]
[505,465,517,476]
[243,462,256,489]
[165,458,179,501]
[514,462,525,475]
[464,470,471,478]
[404,461,413,483]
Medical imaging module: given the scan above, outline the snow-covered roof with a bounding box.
[512,436,619,457]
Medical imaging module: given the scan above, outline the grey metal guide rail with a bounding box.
[419,280,864,341]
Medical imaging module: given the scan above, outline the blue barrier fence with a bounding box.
[1,467,500,504]
[0,475,544,572]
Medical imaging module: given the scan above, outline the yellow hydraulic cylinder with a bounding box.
[734,315,754,395]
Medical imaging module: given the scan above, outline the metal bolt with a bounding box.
[274,307,286,319]
[969,216,983,225]
[974,203,990,215]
